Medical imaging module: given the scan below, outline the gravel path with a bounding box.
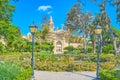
[35,70,99,80]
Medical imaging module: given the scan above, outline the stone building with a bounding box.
[46,16,83,54]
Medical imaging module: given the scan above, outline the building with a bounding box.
[46,16,83,54]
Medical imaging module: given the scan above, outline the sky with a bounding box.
[11,0,120,35]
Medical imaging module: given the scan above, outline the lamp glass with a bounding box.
[95,25,102,34]
[94,29,102,34]
[30,27,37,33]
[30,23,37,33]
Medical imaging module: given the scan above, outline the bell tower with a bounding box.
[48,16,54,32]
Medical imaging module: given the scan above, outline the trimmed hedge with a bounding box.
[0,53,119,72]
[100,70,120,80]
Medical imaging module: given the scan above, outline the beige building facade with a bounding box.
[46,16,83,54]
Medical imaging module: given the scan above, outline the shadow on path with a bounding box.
[92,78,100,80]
[72,72,99,80]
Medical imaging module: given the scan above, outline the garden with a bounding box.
[0,52,120,80]
[0,0,120,80]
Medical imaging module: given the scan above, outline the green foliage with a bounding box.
[0,53,119,72]
[41,24,50,40]
[112,0,120,23]
[0,62,31,80]
[100,70,120,80]
[64,46,76,52]
[0,62,19,80]
[102,44,114,54]
[111,26,120,42]
[86,46,93,53]
[0,20,25,52]
[0,0,15,22]
[14,68,31,80]
[0,42,7,53]
[64,46,80,54]
[39,42,54,52]
[0,0,28,52]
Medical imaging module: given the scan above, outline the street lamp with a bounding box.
[94,25,102,79]
[29,23,37,79]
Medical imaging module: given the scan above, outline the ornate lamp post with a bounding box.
[94,25,102,79]
[29,23,37,79]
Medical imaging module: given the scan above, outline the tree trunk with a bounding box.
[100,33,102,53]
[109,28,118,55]
[83,33,87,54]
[93,40,96,54]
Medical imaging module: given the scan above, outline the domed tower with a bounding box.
[48,16,54,32]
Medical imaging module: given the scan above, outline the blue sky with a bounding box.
[11,0,120,35]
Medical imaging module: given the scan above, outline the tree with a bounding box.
[100,1,119,55]
[89,23,97,54]
[35,15,50,42]
[35,25,50,42]
[0,0,15,23]
[41,24,50,41]
[78,12,93,54]
[35,30,42,42]
[111,26,120,47]
[65,1,93,54]
[0,0,21,52]
[112,0,120,23]
[90,0,120,56]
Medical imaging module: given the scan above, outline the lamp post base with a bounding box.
[97,76,100,79]
[94,77,100,80]
[31,77,36,80]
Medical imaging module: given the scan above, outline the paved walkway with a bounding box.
[35,70,99,80]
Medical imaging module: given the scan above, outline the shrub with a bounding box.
[102,44,114,54]
[0,62,20,80]
[0,62,31,80]
[86,46,93,53]
[14,68,31,80]
[0,42,7,53]
[64,46,79,54]
[100,70,120,80]
[0,53,119,72]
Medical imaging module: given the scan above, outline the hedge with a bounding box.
[100,70,120,80]
[0,53,119,72]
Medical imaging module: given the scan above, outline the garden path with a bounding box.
[35,71,99,80]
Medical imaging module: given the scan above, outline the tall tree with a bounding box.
[41,24,50,41]
[100,1,119,55]
[35,15,50,42]
[112,0,120,23]
[90,0,120,56]
[65,0,82,50]
[65,1,93,54]
[0,0,15,23]
[0,0,27,52]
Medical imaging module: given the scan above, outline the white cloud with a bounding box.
[38,5,52,11]
[61,24,64,27]
[47,11,52,14]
